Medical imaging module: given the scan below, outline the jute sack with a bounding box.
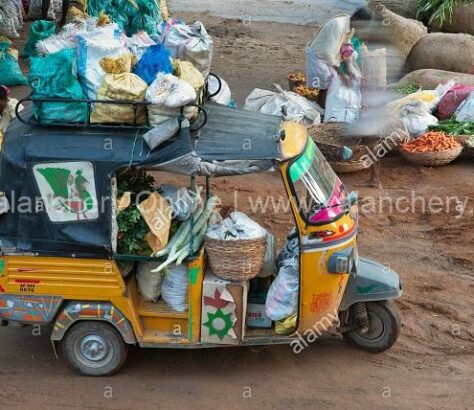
[392,69,474,90]
[372,5,427,60]
[407,33,474,75]
[431,4,474,35]
[368,0,418,19]
[361,45,387,88]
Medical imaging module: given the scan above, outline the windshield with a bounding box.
[289,139,345,223]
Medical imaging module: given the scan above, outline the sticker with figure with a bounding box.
[33,162,99,222]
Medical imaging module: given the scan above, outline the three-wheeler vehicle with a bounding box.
[0,97,401,376]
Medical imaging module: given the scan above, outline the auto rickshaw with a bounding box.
[0,98,402,376]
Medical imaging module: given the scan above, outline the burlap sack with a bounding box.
[361,45,387,88]
[407,33,474,75]
[369,0,418,19]
[137,192,172,253]
[391,69,474,90]
[372,5,427,60]
[432,4,474,35]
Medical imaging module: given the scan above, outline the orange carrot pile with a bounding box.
[401,132,462,153]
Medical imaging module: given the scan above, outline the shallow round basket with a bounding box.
[330,159,370,173]
[455,135,474,159]
[400,146,463,167]
[205,236,267,281]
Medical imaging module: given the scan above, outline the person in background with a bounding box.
[305,8,372,109]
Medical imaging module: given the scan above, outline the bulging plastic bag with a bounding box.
[324,75,361,123]
[22,20,56,58]
[161,264,188,312]
[133,44,173,85]
[0,1,21,38]
[400,101,438,136]
[207,74,232,105]
[244,86,322,126]
[146,73,197,108]
[90,53,148,124]
[159,185,196,221]
[173,60,204,91]
[27,0,57,20]
[137,262,164,302]
[258,233,277,278]
[0,38,27,86]
[455,91,474,122]
[28,48,88,124]
[77,25,128,99]
[161,21,213,78]
[265,258,299,321]
[126,31,156,60]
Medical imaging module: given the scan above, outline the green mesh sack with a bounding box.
[21,20,56,58]
[28,49,88,124]
[0,40,27,86]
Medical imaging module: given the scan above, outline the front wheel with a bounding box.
[344,301,401,353]
[61,321,128,376]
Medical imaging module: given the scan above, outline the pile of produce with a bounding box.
[401,131,461,152]
[293,85,319,101]
[430,119,474,135]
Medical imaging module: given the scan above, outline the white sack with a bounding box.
[137,262,164,302]
[161,264,188,312]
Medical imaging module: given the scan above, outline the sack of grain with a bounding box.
[372,5,427,60]
[137,262,164,302]
[393,69,474,90]
[368,0,418,18]
[431,3,474,35]
[407,33,474,75]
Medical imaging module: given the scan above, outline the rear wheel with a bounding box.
[344,301,401,353]
[61,321,128,376]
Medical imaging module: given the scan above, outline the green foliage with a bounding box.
[116,169,155,255]
[416,0,473,27]
[396,83,421,95]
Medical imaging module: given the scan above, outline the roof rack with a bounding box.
[15,97,208,133]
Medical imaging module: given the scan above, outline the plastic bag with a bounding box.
[159,185,196,221]
[324,75,361,123]
[146,73,197,108]
[244,86,322,126]
[0,39,27,86]
[126,31,156,60]
[258,233,277,278]
[28,48,88,124]
[22,20,56,58]
[265,258,299,321]
[137,262,164,302]
[0,1,21,38]
[77,25,128,99]
[173,60,204,91]
[90,54,148,124]
[133,44,173,85]
[161,264,188,312]
[206,211,267,241]
[438,85,474,121]
[161,21,213,78]
[207,74,232,105]
[400,101,438,136]
[455,91,474,122]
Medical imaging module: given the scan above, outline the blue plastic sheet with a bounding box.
[133,44,173,85]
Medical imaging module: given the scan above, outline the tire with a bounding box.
[344,301,401,353]
[61,321,128,376]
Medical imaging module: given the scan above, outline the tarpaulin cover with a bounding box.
[0,104,281,256]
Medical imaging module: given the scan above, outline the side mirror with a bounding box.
[348,191,358,206]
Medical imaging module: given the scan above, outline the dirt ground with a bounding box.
[1,11,473,410]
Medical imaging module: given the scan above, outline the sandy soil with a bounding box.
[1,10,473,410]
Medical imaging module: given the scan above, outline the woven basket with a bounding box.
[455,135,474,159]
[205,236,267,281]
[400,146,463,166]
[330,159,370,173]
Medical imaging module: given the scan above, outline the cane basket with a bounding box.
[400,146,463,166]
[205,236,267,281]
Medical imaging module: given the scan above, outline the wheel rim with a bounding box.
[352,311,386,344]
[74,334,114,369]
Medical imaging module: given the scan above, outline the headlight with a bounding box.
[328,247,357,275]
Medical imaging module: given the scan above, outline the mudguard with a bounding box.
[339,258,402,311]
[51,301,136,344]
